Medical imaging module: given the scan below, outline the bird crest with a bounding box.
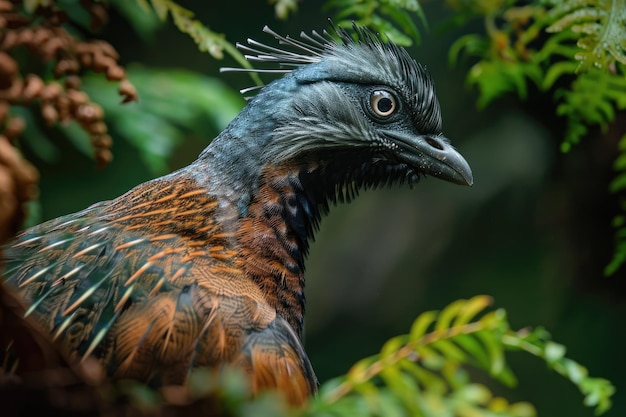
[221,23,442,137]
[221,22,397,96]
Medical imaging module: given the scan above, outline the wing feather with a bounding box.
[2,174,316,403]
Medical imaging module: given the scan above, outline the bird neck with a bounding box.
[233,161,323,337]
[188,78,387,335]
[191,133,393,336]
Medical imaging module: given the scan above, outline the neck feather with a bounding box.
[234,162,321,336]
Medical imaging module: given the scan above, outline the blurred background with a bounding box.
[18,1,625,416]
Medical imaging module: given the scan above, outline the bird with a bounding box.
[0,23,473,406]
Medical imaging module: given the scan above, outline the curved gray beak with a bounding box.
[383,131,473,186]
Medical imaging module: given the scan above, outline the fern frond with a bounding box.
[311,296,614,417]
[546,0,626,71]
[556,66,626,151]
[136,0,261,85]
[605,134,626,275]
[503,327,615,415]
[325,0,426,45]
[448,8,548,108]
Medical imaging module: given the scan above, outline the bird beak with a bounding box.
[382,131,473,186]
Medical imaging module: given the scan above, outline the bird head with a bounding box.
[219,24,473,192]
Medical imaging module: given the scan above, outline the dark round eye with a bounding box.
[370,90,397,117]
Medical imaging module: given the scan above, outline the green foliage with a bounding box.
[299,295,614,417]
[555,68,626,152]
[542,1,626,275]
[545,0,626,71]
[449,30,544,108]
[74,67,244,174]
[447,0,626,274]
[449,4,551,108]
[324,0,427,46]
[448,0,626,143]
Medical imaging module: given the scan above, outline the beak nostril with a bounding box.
[425,136,444,151]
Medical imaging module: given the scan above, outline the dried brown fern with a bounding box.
[0,0,137,169]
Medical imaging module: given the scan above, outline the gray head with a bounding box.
[203,23,472,212]
[220,24,472,187]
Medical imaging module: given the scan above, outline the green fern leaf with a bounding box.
[466,59,543,108]
[454,294,493,326]
[409,310,437,341]
[269,0,298,19]
[546,0,626,70]
[435,298,467,332]
[454,333,492,369]
[326,0,426,45]
[556,67,626,150]
[148,0,169,20]
[502,327,615,414]
[431,339,468,363]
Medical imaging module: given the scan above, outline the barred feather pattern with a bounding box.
[1,171,316,404]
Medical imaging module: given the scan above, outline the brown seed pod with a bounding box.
[55,94,71,122]
[4,116,25,141]
[119,79,138,103]
[64,75,81,90]
[22,74,44,100]
[31,27,53,46]
[41,37,66,61]
[0,52,17,89]
[0,1,132,169]
[0,1,14,12]
[1,30,18,50]
[66,89,89,107]
[40,82,63,102]
[0,53,17,76]
[91,53,116,73]
[76,103,103,123]
[82,0,108,31]
[91,134,112,149]
[88,121,107,135]
[0,102,8,122]
[92,40,118,60]
[105,64,125,81]
[16,28,34,45]
[78,51,93,67]
[0,78,22,101]
[54,58,80,77]
[95,148,113,168]
[41,103,58,125]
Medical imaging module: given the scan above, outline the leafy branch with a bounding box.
[306,295,614,417]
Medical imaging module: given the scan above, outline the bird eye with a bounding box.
[370,90,397,118]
